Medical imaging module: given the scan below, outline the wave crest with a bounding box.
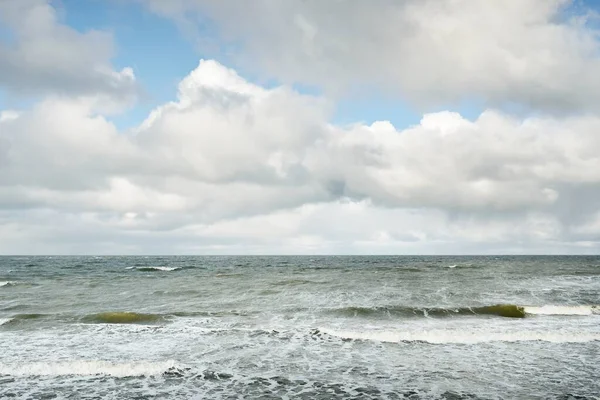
[331,304,526,318]
[82,312,164,324]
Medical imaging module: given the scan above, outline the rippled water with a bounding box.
[1,256,599,399]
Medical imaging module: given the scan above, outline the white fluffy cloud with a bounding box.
[0,0,137,101]
[2,59,600,253]
[141,0,600,113]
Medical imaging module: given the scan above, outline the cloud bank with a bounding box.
[142,0,600,113]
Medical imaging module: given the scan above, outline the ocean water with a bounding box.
[0,256,599,399]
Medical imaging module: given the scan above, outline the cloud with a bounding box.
[0,0,137,101]
[140,0,600,113]
[311,110,600,214]
[1,59,600,253]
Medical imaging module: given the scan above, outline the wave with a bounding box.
[82,312,164,324]
[0,281,16,287]
[331,304,600,319]
[331,304,527,318]
[2,310,257,328]
[0,360,178,377]
[1,313,48,325]
[315,328,600,344]
[127,266,181,272]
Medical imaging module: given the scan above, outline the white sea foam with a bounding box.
[524,305,599,316]
[0,281,13,287]
[150,267,180,272]
[0,360,178,377]
[447,265,457,268]
[0,318,12,326]
[318,328,600,344]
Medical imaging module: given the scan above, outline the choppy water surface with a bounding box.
[1,256,599,399]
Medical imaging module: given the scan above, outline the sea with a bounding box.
[0,255,599,399]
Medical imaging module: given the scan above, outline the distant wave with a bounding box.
[82,312,165,324]
[0,281,16,287]
[0,318,11,326]
[330,304,600,319]
[314,328,600,344]
[127,266,181,272]
[0,360,178,377]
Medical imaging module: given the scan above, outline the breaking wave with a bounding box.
[331,304,600,319]
[0,360,178,377]
[315,328,600,344]
[524,305,599,316]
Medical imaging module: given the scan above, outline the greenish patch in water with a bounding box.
[82,312,164,324]
[472,304,525,318]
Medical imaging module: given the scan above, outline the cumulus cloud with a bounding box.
[0,0,137,101]
[141,0,600,113]
[1,59,600,253]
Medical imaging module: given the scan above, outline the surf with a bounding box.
[0,360,178,377]
[523,305,599,316]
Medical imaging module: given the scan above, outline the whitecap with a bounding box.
[150,267,180,272]
[524,305,599,316]
[0,360,178,377]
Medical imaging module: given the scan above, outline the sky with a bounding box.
[1,0,600,255]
